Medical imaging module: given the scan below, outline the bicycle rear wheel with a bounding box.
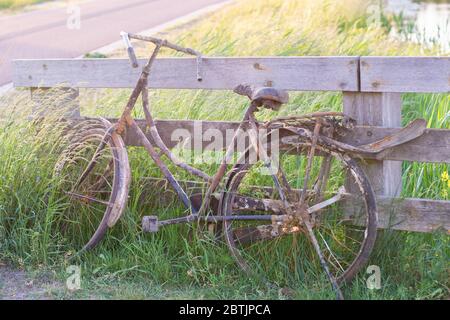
[54,118,130,252]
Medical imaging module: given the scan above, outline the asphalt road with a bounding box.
[0,0,225,85]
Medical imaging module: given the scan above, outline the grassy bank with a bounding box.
[0,0,449,299]
[0,0,49,10]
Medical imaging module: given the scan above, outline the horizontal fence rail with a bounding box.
[360,57,450,93]
[116,119,450,164]
[13,57,360,91]
[13,56,450,92]
[362,196,449,233]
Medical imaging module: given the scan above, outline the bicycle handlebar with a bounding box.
[120,31,139,68]
[120,31,203,81]
[127,32,202,57]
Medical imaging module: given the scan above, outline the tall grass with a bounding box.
[0,0,449,299]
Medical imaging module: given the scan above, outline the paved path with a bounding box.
[0,0,225,85]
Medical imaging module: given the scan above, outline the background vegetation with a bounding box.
[0,0,49,10]
[0,0,448,299]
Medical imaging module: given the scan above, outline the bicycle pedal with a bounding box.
[142,215,159,233]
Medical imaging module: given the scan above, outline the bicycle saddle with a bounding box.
[234,84,289,110]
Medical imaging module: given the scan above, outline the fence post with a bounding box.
[343,92,402,197]
[30,87,80,118]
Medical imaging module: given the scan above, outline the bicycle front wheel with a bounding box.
[54,118,130,252]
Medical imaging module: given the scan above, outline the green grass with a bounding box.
[0,0,49,10]
[0,0,449,299]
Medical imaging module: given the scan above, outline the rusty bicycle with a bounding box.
[54,32,427,299]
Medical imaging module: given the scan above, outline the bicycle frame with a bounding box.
[113,33,297,229]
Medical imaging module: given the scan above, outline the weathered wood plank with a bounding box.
[140,177,450,234]
[360,57,450,93]
[343,92,403,196]
[346,196,450,233]
[341,126,450,163]
[104,118,450,163]
[13,57,360,91]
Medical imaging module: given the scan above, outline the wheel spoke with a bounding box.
[303,219,344,300]
[321,227,360,256]
[299,122,321,205]
[318,230,346,273]
[307,186,346,214]
[65,191,113,207]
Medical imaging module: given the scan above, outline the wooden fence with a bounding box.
[13,56,450,233]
